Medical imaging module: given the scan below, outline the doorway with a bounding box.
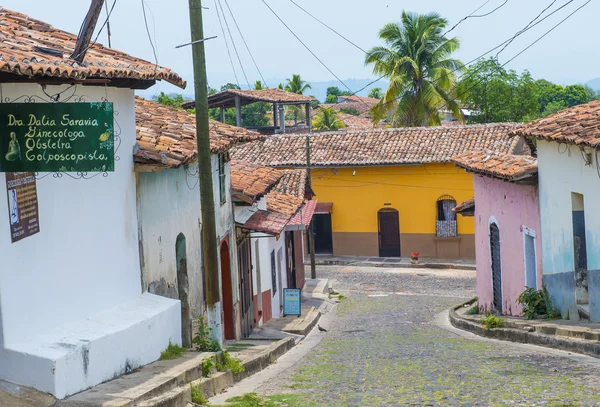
[572,193,588,307]
[524,229,537,290]
[220,241,235,340]
[378,209,401,257]
[490,222,503,313]
[286,232,296,289]
[313,214,333,254]
[176,233,191,348]
[237,238,255,338]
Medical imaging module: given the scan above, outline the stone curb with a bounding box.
[281,307,321,336]
[135,337,296,407]
[449,300,600,359]
[308,260,476,271]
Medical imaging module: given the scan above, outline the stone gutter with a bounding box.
[449,299,600,359]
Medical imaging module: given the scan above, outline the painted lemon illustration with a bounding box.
[5,132,22,161]
[99,131,111,142]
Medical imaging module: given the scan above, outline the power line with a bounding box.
[443,0,507,36]
[72,0,117,61]
[214,0,240,88]
[216,0,250,88]
[260,0,369,110]
[141,0,158,77]
[222,0,268,87]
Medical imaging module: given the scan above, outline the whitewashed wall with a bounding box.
[0,83,179,398]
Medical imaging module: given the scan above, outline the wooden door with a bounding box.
[237,239,255,338]
[313,214,333,254]
[378,209,401,257]
[490,223,503,313]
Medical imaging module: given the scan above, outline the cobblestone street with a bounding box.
[253,265,600,407]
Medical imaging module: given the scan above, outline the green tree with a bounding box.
[542,100,567,117]
[458,58,538,123]
[365,11,464,126]
[285,74,312,125]
[325,94,338,104]
[340,107,360,116]
[155,92,185,109]
[221,83,241,91]
[368,87,383,99]
[312,108,345,131]
[563,85,589,108]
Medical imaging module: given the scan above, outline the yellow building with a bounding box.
[232,124,525,259]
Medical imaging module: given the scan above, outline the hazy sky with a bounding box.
[5,1,597,95]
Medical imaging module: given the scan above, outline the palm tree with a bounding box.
[312,108,345,131]
[285,74,312,125]
[368,87,383,99]
[365,12,464,127]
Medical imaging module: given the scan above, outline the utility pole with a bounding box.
[189,0,221,338]
[104,0,112,48]
[71,0,105,63]
[306,135,317,279]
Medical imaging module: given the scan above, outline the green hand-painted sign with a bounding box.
[0,103,115,172]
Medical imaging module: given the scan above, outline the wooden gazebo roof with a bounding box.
[182,88,315,109]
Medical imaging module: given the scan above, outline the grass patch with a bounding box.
[190,383,206,405]
[221,393,307,407]
[337,294,347,301]
[465,302,480,315]
[480,312,505,330]
[217,351,245,374]
[159,341,186,360]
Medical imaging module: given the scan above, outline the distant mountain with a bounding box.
[586,78,600,91]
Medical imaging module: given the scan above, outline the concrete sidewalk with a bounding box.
[306,255,476,270]
[450,299,600,359]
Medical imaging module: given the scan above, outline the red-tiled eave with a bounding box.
[230,159,283,202]
[452,198,475,215]
[0,7,185,88]
[511,100,600,148]
[287,200,317,230]
[452,151,537,182]
[238,210,291,235]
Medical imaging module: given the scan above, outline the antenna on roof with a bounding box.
[71,0,105,63]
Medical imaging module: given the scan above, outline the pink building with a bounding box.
[453,151,542,316]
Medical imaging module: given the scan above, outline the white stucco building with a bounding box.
[134,98,263,343]
[514,101,600,321]
[0,8,187,398]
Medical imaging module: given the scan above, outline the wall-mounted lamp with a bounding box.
[352,167,356,176]
[384,203,392,206]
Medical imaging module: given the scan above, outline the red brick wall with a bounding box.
[261,290,273,323]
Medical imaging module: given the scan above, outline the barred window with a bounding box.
[436,195,457,237]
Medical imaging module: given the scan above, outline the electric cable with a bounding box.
[214,0,240,88]
[222,0,268,87]
[216,0,250,88]
[141,0,158,77]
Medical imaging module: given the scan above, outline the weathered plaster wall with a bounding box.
[138,158,237,341]
[537,140,600,320]
[473,176,542,316]
[0,83,179,397]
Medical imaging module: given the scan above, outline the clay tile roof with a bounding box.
[511,100,600,148]
[317,101,373,117]
[337,113,386,130]
[240,210,291,235]
[339,95,380,104]
[452,151,538,182]
[452,198,475,214]
[232,123,521,167]
[182,88,315,109]
[134,98,263,171]
[230,159,283,203]
[0,8,185,88]
[271,169,307,198]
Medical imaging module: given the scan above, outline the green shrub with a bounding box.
[480,312,505,329]
[190,383,206,405]
[201,356,215,377]
[159,341,186,360]
[465,302,479,315]
[192,317,222,352]
[517,285,560,319]
[217,351,245,375]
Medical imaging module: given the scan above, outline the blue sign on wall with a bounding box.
[283,288,302,317]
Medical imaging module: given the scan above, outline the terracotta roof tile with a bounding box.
[232,123,521,167]
[0,8,185,88]
[183,88,315,109]
[265,169,309,216]
[239,210,291,235]
[452,198,475,214]
[511,100,600,147]
[230,159,283,202]
[287,200,317,228]
[134,98,263,171]
[452,151,537,182]
[317,101,373,117]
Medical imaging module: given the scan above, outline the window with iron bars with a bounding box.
[436,195,457,237]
